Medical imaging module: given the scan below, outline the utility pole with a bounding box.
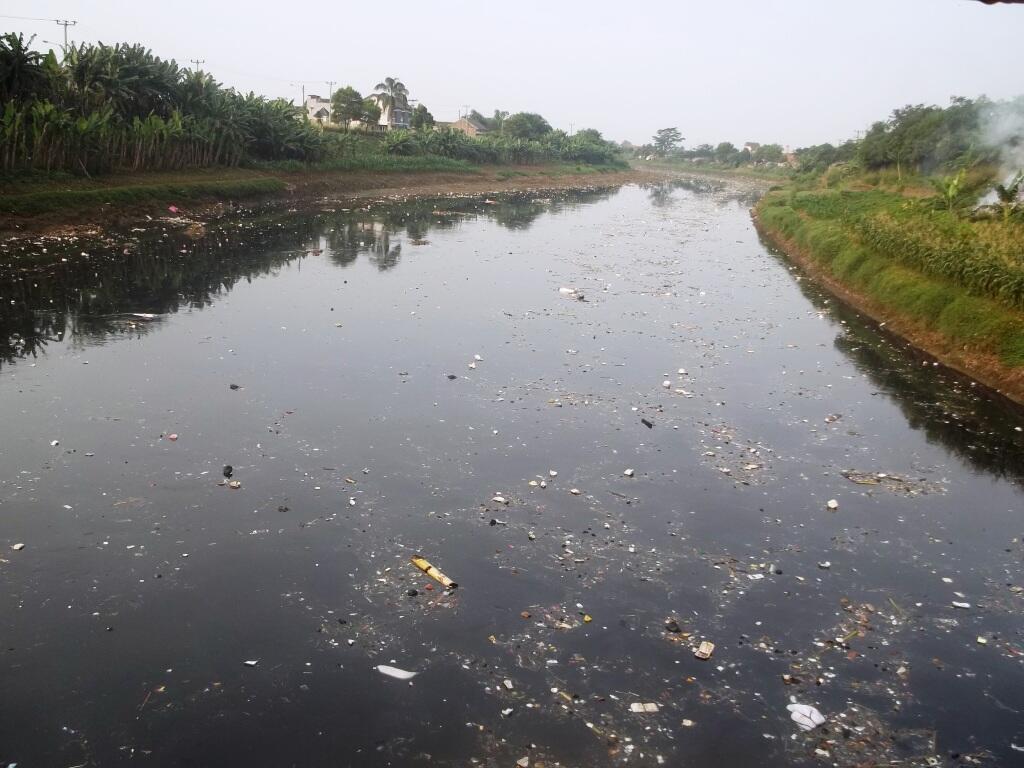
[189,58,205,70]
[569,122,575,137]
[55,19,76,46]
[460,104,470,120]
[326,81,336,122]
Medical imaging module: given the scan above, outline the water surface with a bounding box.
[2,181,1023,767]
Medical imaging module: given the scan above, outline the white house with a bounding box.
[304,94,331,123]
[368,94,411,130]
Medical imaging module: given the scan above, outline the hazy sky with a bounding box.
[4,1,1023,148]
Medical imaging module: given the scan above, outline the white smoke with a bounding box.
[980,97,1024,191]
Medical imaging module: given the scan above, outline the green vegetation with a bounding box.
[753,95,1024,387]
[0,33,625,186]
[0,33,323,173]
[758,192,1024,370]
[0,177,286,215]
[634,127,789,172]
[253,154,475,174]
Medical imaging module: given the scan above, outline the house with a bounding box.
[742,142,760,154]
[440,116,489,137]
[368,94,411,130]
[304,94,331,123]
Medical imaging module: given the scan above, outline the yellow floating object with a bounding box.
[583,614,593,623]
[410,556,458,589]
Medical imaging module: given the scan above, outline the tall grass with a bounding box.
[782,190,1024,310]
[757,194,1024,368]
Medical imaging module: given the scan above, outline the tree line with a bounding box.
[637,95,1024,187]
[634,127,787,167]
[322,76,621,166]
[0,33,324,173]
[791,95,1024,181]
[0,34,623,177]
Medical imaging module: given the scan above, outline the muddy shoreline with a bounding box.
[0,167,664,242]
[753,210,1024,407]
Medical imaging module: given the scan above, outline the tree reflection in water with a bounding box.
[642,177,762,208]
[0,188,617,368]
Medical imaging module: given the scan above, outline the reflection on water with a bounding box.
[757,233,1024,483]
[642,176,763,208]
[2,182,1024,767]
[0,189,615,367]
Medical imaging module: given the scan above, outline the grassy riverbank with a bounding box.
[755,182,1024,402]
[634,158,791,181]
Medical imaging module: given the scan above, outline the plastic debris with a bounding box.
[787,700,826,731]
[410,556,458,589]
[952,601,971,609]
[630,702,660,713]
[623,468,635,477]
[826,499,839,510]
[11,543,25,551]
[376,665,418,680]
[243,659,259,667]
[694,640,715,660]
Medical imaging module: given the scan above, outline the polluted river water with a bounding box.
[1,178,1023,767]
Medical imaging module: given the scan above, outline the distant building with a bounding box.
[304,94,331,123]
[743,142,761,154]
[438,116,489,137]
[369,94,412,130]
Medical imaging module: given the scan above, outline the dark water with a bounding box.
[2,180,1023,767]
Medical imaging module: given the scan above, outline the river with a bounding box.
[2,179,1023,767]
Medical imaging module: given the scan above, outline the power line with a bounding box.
[3,15,81,46]
[0,13,62,22]
[55,19,76,46]
[189,58,205,70]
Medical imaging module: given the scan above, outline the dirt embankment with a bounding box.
[0,166,664,240]
[753,211,1024,406]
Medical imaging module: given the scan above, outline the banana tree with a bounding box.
[994,172,1023,221]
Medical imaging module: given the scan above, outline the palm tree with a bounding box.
[372,77,409,127]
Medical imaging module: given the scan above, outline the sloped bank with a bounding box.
[0,166,657,239]
[753,192,1024,405]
